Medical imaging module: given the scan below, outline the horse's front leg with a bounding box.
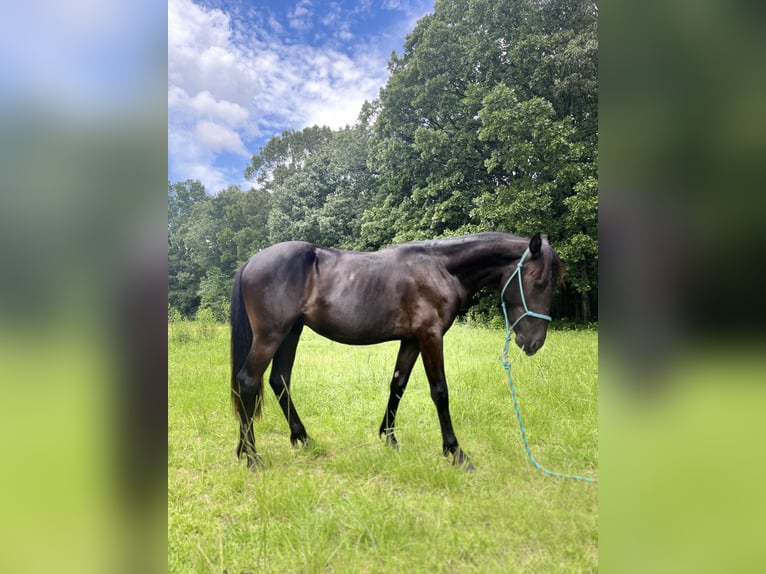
[418,331,475,472]
[379,338,420,448]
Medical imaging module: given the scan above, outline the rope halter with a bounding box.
[500,247,553,333]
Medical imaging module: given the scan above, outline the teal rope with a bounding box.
[500,250,597,484]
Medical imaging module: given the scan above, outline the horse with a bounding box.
[230,232,563,471]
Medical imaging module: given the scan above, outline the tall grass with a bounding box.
[169,322,597,573]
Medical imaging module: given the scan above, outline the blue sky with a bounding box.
[0,0,163,114]
[169,0,434,193]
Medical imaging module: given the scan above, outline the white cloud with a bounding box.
[194,120,250,157]
[168,127,233,194]
[168,87,249,126]
[288,0,314,31]
[168,0,431,193]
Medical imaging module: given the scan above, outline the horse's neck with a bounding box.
[437,238,527,294]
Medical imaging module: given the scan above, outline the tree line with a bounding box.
[169,0,597,324]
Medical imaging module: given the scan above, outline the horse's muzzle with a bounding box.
[516,334,545,356]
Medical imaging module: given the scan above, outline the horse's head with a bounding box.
[501,234,563,356]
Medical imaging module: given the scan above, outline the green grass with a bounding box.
[169,322,598,573]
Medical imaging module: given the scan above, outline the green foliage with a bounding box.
[243,124,374,249]
[463,306,506,330]
[168,304,183,324]
[193,306,219,340]
[168,179,272,318]
[168,310,191,344]
[167,0,598,321]
[358,0,598,319]
[168,180,207,317]
[198,270,231,323]
[244,125,335,188]
[193,306,216,324]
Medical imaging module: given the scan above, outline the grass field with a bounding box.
[169,321,598,573]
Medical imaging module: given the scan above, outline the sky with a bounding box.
[0,0,163,114]
[168,0,435,194]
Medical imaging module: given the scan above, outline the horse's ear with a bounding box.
[529,233,542,257]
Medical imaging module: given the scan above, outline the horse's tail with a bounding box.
[230,262,262,418]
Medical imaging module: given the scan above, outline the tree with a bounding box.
[168,180,207,316]
[246,124,373,249]
[362,0,598,319]
[197,269,231,322]
[476,83,597,319]
[168,180,272,318]
[244,125,335,190]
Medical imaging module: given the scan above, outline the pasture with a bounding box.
[168,321,598,572]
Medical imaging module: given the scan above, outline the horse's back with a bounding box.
[243,240,317,278]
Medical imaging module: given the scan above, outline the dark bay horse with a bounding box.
[230,232,563,471]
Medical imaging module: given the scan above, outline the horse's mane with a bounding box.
[394,232,565,286]
[548,247,565,287]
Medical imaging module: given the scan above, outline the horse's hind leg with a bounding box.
[268,321,310,446]
[379,338,420,448]
[235,340,280,469]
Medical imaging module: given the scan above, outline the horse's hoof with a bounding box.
[290,433,311,447]
[450,448,474,472]
[382,432,399,450]
[247,454,264,471]
[453,457,475,472]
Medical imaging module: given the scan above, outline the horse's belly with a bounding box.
[303,305,405,345]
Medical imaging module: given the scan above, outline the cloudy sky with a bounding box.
[169,0,434,193]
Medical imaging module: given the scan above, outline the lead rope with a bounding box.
[500,250,597,483]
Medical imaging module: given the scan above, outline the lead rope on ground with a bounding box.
[500,298,598,484]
